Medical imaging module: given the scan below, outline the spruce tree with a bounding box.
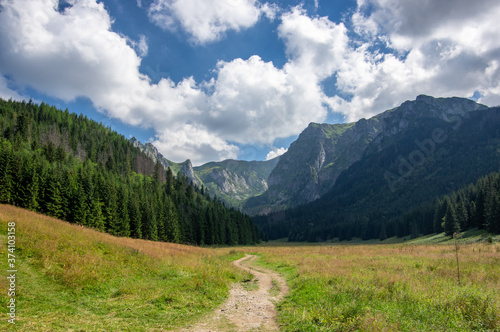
[116,186,131,237]
[443,198,460,236]
[433,198,445,233]
[0,141,14,203]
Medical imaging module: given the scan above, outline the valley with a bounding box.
[2,0,500,330]
[1,205,499,331]
[1,97,500,331]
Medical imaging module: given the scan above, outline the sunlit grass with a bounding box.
[2,204,499,331]
[0,205,245,331]
[246,243,500,331]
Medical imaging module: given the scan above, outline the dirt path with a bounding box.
[179,254,288,332]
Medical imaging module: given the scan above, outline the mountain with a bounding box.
[244,95,489,215]
[131,137,278,208]
[255,101,500,241]
[131,137,201,186]
[0,98,259,245]
[194,158,279,208]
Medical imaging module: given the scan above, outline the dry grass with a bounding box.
[242,243,500,331]
[2,204,499,331]
[0,205,243,331]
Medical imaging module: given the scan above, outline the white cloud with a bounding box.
[148,0,264,44]
[0,76,25,101]
[1,0,499,165]
[208,55,327,145]
[324,0,500,121]
[266,147,287,160]
[136,35,149,57]
[151,124,239,165]
[278,7,348,79]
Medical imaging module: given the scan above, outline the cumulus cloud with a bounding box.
[148,0,265,44]
[279,7,347,79]
[151,123,239,165]
[327,0,500,121]
[1,0,499,165]
[266,147,287,160]
[0,76,25,101]
[208,55,327,145]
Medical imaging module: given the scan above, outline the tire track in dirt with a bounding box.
[179,254,288,332]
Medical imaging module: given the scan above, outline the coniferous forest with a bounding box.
[255,107,500,242]
[0,98,259,245]
[433,172,500,236]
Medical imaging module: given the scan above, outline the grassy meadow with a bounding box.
[0,205,249,331]
[1,204,499,331]
[248,242,500,331]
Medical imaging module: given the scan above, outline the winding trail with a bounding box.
[179,254,288,332]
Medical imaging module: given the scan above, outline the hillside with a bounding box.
[245,95,488,215]
[0,98,259,246]
[255,105,500,241]
[194,158,279,208]
[130,137,201,184]
[0,205,247,330]
[131,135,279,208]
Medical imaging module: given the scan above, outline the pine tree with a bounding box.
[116,186,131,237]
[166,168,174,196]
[456,196,469,230]
[485,190,500,233]
[474,190,486,229]
[163,197,181,242]
[0,141,14,203]
[128,193,142,239]
[443,198,460,236]
[45,171,64,219]
[101,174,118,234]
[433,198,445,233]
[26,162,40,211]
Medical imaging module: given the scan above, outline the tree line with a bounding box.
[0,98,259,245]
[255,107,500,242]
[433,172,500,236]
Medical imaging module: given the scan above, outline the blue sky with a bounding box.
[1,0,500,165]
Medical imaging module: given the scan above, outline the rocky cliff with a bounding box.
[130,138,277,207]
[194,158,279,208]
[244,95,488,215]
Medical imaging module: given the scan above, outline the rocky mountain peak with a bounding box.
[244,95,489,215]
[179,159,200,186]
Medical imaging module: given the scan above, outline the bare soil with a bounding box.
[178,254,288,332]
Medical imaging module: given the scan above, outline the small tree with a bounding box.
[443,198,460,236]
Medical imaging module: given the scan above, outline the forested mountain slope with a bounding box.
[130,137,278,209]
[245,95,488,215]
[0,98,259,245]
[194,158,279,208]
[255,106,500,241]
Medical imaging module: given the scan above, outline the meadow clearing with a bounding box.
[246,242,500,331]
[1,204,499,331]
[0,205,248,331]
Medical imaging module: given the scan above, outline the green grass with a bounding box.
[0,205,246,331]
[2,204,499,331]
[408,229,500,245]
[249,243,500,331]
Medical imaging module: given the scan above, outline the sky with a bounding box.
[1,0,499,165]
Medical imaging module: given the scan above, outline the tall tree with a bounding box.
[443,198,460,236]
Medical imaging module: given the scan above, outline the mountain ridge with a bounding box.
[130,137,279,208]
[254,104,500,241]
[244,95,489,215]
